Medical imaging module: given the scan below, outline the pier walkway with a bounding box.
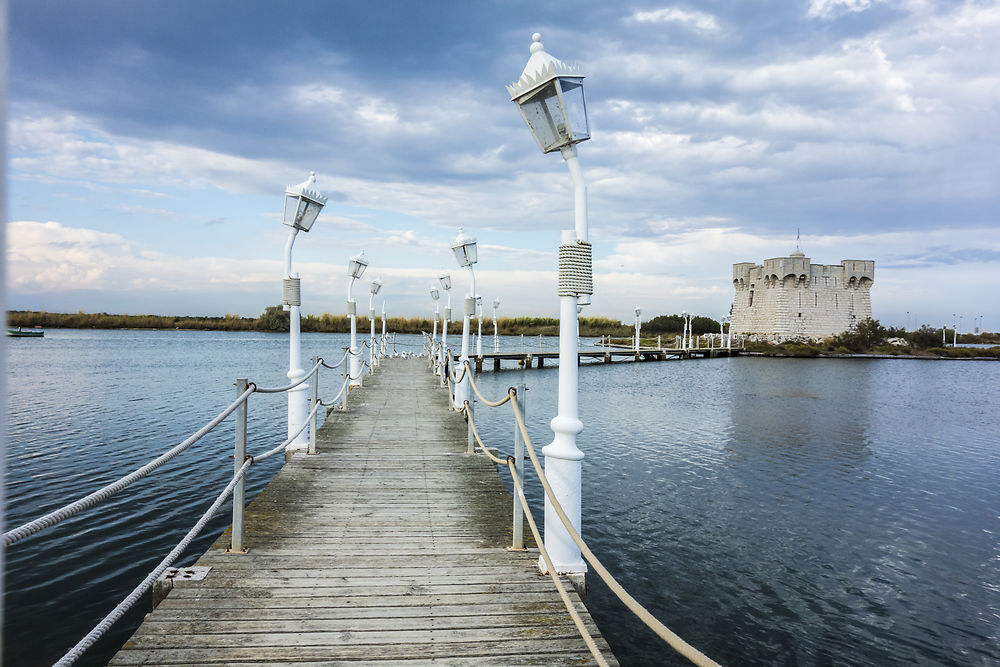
[111,357,617,665]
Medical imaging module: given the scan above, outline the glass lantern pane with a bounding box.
[466,242,478,265]
[297,199,321,231]
[558,79,590,143]
[282,194,300,227]
[518,81,566,153]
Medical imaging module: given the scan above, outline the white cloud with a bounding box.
[807,0,879,20]
[629,7,721,32]
[10,115,287,195]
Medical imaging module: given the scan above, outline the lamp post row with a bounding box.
[278,32,593,581]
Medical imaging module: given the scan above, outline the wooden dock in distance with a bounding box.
[475,346,743,371]
[112,357,617,665]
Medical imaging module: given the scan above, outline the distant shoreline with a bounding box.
[742,351,1000,361]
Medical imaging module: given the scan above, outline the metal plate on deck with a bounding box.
[158,566,211,582]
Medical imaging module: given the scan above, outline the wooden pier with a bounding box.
[112,357,617,665]
[475,346,742,371]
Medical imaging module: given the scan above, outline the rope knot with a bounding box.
[282,277,302,306]
[558,240,593,297]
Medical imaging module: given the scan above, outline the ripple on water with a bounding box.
[6,335,1000,666]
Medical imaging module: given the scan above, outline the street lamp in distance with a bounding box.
[346,250,368,387]
[451,228,478,408]
[280,172,326,452]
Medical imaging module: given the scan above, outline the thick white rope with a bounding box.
[444,363,719,667]
[54,397,323,665]
[53,458,252,666]
[319,376,351,408]
[253,358,323,393]
[558,240,593,297]
[3,385,255,547]
[509,395,719,667]
[463,361,512,407]
[320,349,351,370]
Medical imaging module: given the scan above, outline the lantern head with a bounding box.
[283,171,327,232]
[347,250,368,279]
[451,227,478,267]
[507,34,590,154]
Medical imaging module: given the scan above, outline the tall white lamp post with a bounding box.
[347,251,368,387]
[476,296,483,357]
[381,299,388,357]
[953,313,957,346]
[681,311,688,350]
[281,172,326,450]
[634,307,642,353]
[492,298,501,353]
[451,228,478,408]
[508,33,592,578]
[439,273,452,375]
[430,285,441,370]
[368,277,383,373]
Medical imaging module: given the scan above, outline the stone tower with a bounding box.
[730,249,874,341]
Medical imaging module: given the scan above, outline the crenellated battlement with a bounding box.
[731,252,874,341]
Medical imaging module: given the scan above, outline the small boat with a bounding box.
[7,327,44,337]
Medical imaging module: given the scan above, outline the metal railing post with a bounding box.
[511,383,526,550]
[230,378,249,553]
[466,393,475,454]
[309,357,319,455]
[342,346,349,410]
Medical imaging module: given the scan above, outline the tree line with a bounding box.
[7,308,719,337]
[747,318,999,357]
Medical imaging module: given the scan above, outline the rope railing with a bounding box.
[8,348,358,665]
[54,398,322,666]
[320,348,351,370]
[3,383,255,547]
[452,360,719,667]
[252,358,323,393]
[319,376,351,408]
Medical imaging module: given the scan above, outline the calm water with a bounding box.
[6,330,1000,665]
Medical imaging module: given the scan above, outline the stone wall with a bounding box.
[731,253,874,341]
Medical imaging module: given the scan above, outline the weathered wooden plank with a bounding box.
[112,639,603,664]
[147,601,588,621]
[155,591,574,609]
[111,357,616,666]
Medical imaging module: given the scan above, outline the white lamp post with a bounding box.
[509,33,592,578]
[681,311,688,350]
[492,298,501,353]
[439,272,452,375]
[953,313,957,346]
[451,227,478,408]
[381,299,388,357]
[347,250,368,386]
[368,277,383,373]
[281,172,326,451]
[430,286,441,371]
[476,296,483,357]
[634,307,642,353]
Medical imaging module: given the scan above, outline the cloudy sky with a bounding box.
[7,0,999,329]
